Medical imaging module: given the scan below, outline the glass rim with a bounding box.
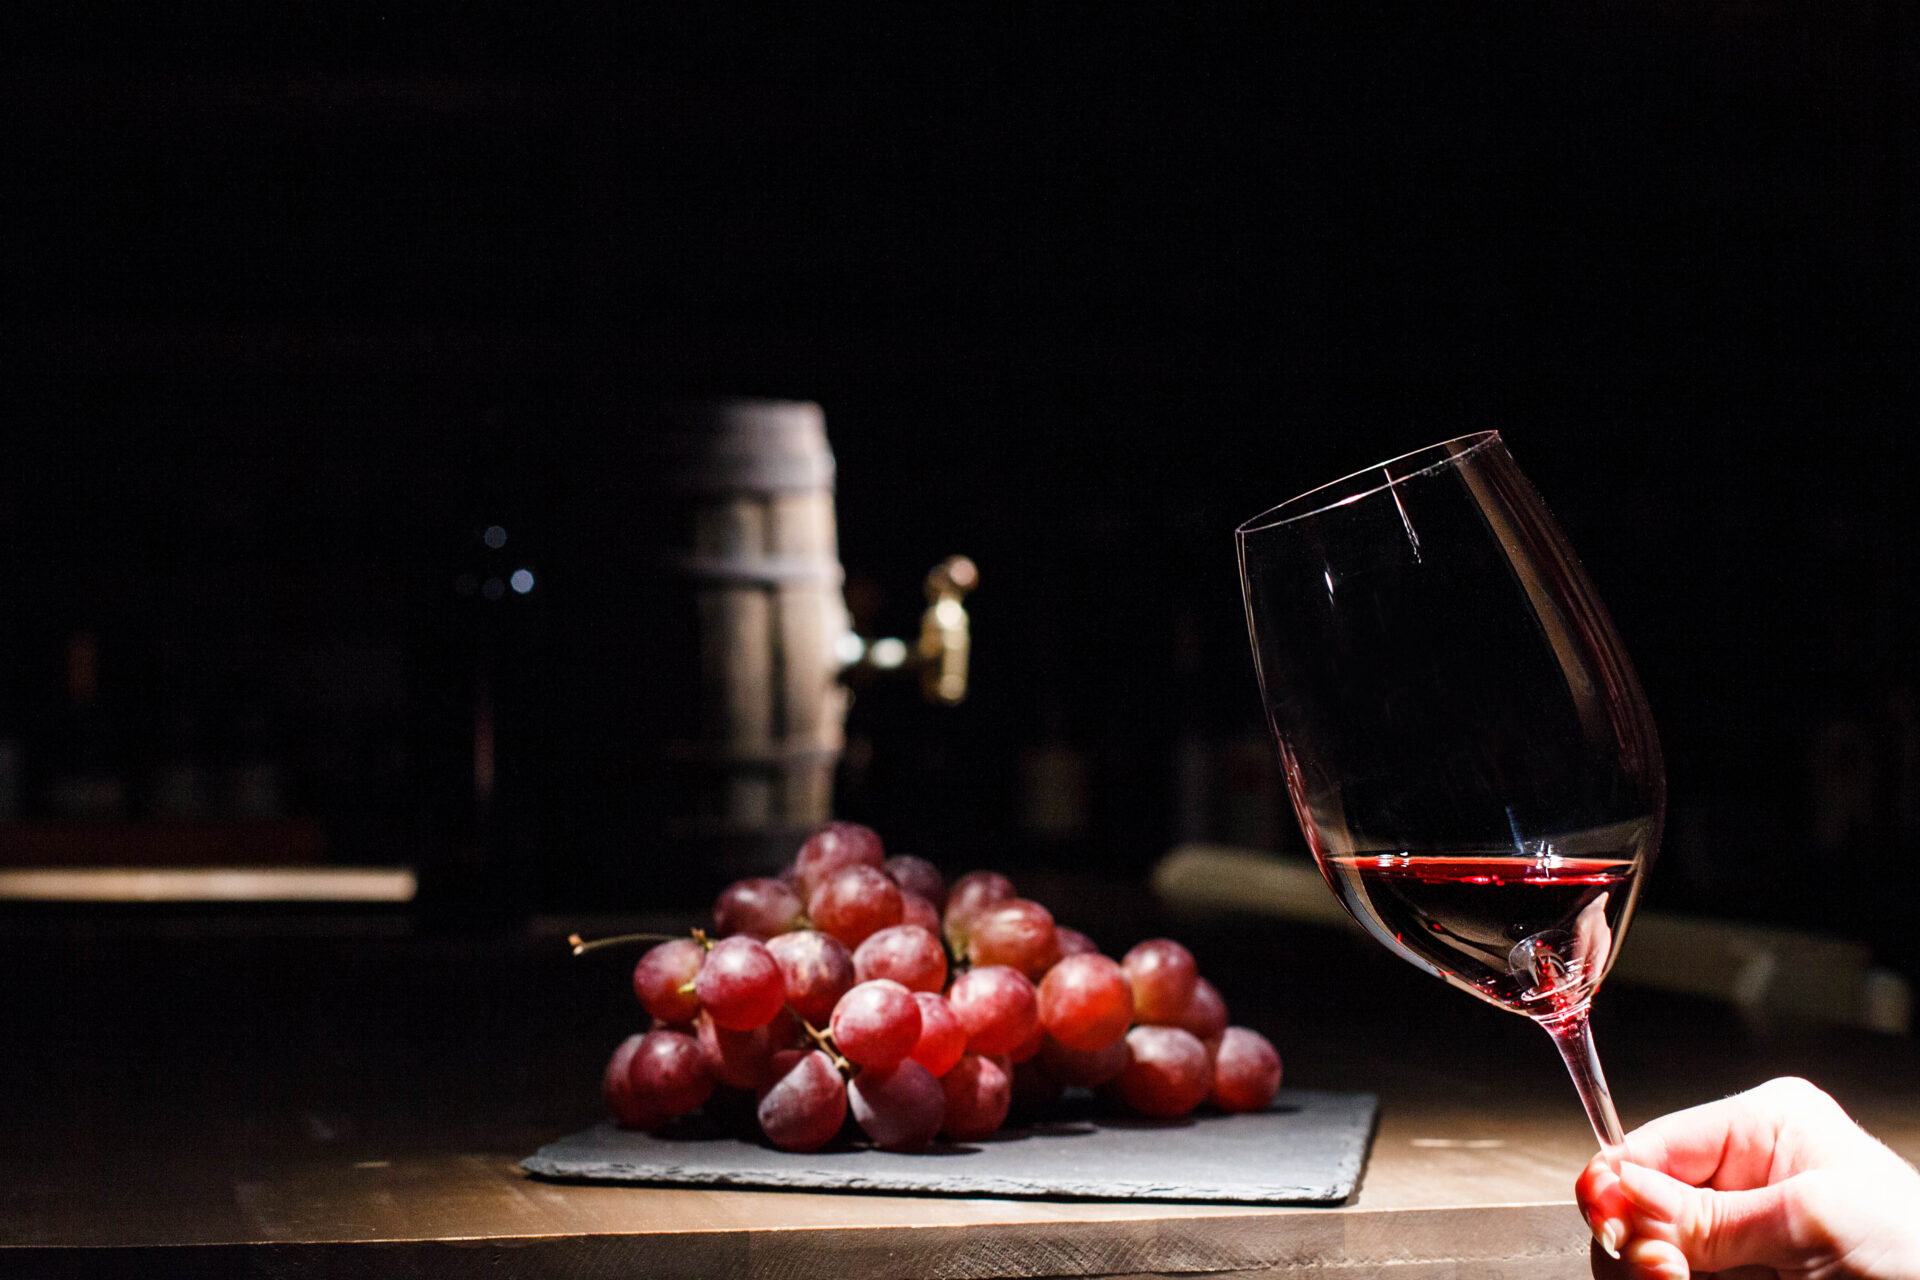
[1235,431,1504,536]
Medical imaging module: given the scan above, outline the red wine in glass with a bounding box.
[1238,432,1663,1152]
[1322,846,1645,1019]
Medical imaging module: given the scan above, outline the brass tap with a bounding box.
[840,556,978,705]
[917,556,977,705]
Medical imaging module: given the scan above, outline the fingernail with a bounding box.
[1616,1161,1688,1223]
[1594,1216,1625,1259]
[1623,1238,1692,1280]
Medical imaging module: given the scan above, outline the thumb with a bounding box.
[1617,1160,1805,1276]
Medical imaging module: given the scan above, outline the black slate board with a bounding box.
[522,1089,1377,1204]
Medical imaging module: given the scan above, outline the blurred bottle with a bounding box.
[1018,694,1091,846]
[221,700,286,819]
[1169,607,1213,846]
[1800,506,1913,951]
[145,704,210,818]
[0,699,20,821]
[42,630,125,818]
[411,511,543,928]
[0,630,22,820]
[1017,592,1092,853]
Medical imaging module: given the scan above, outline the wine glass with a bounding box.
[1236,431,1662,1150]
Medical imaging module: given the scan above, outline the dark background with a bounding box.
[3,5,1916,967]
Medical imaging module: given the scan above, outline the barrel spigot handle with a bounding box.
[918,556,977,705]
[838,557,977,704]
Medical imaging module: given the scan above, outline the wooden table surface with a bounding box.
[5,892,1918,1279]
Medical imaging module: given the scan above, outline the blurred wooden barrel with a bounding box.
[535,399,851,906]
[657,400,850,842]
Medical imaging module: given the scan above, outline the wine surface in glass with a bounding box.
[1321,826,1651,1020]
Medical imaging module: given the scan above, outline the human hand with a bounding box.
[1577,1077,1920,1279]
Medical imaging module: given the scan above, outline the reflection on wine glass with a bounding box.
[1236,432,1663,1150]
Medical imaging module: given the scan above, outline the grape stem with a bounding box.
[799,1017,852,1076]
[566,931,683,957]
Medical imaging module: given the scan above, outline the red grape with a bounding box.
[1172,977,1229,1042]
[757,1048,848,1152]
[884,854,946,909]
[627,1028,715,1122]
[853,924,948,993]
[967,899,1060,980]
[1116,1025,1211,1118]
[1054,927,1099,959]
[1037,952,1133,1051]
[907,991,967,1077]
[1006,1012,1046,1063]
[1121,938,1199,1025]
[765,928,855,1026]
[848,1061,945,1152]
[829,978,922,1070]
[696,1008,796,1090]
[693,936,786,1030]
[602,833,1285,1147]
[809,864,904,948]
[793,820,885,897]
[633,938,705,1025]
[1210,1026,1283,1113]
[939,1053,1012,1141]
[603,1034,661,1129]
[899,891,942,934]
[1039,1033,1131,1088]
[713,877,805,940]
[945,964,1039,1056]
[941,870,1015,953]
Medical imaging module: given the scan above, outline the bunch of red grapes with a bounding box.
[602,821,1283,1152]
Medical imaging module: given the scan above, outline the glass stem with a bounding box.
[1539,1005,1625,1156]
